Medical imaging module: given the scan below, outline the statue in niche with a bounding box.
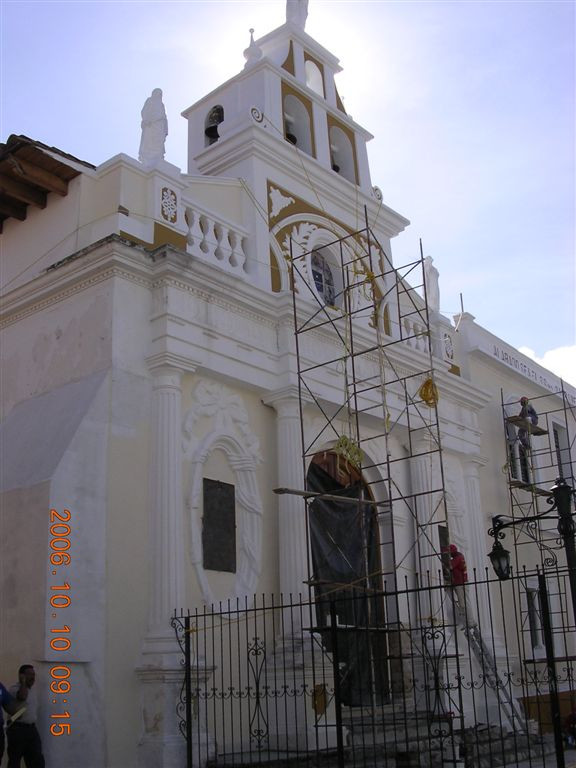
[424,255,440,313]
[286,0,308,29]
[139,88,168,168]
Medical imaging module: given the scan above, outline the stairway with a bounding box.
[460,724,555,768]
[341,709,556,767]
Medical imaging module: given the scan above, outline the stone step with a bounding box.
[207,725,557,767]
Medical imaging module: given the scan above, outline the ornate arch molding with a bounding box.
[270,211,389,308]
[183,381,263,606]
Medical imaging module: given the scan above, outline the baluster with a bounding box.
[228,230,238,268]
[214,223,230,263]
[185,207,203,257]
[419,324,427,350]
[228,231,246,270]
[414,323,422,350]
[404,318,412,346]
[200,215,217,259]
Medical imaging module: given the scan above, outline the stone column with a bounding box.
[263,388,309,601]
[410,432,444,583]
[137,364,187,768]
[461,455,507,721]
[408,431,447,645]
[462,456,491,630]
[264,389,339,751]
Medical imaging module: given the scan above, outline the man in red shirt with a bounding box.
[446,544,475,624]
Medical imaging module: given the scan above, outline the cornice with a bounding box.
[433,366,493,412]
[468,344,576,404]
[0,232,291,335]
[145,352,199,374]
[0,238,154,328]
[288,301,493,415]
[1,235,494,420]
[149,268,280,333]
[463,454,489,468]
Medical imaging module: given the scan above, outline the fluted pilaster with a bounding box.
[147,366,185,641]
[264,389,309,600]
[410,433,444,583]
[462,456,490,627]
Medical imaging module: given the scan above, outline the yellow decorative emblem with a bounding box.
[418,377,439,407]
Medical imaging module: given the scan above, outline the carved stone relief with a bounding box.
[161,188,177,223]
[278,221,386,323]
[269,186,295,218]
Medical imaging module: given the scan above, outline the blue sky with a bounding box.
[1,0,574,383]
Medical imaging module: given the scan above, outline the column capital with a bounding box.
[462,453,489,471]
[411,428,437,453]
[263,386,300,415]
[150,368,183,392]
[263,386,312,416]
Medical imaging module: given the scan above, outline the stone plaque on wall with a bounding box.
[202,478,236,573]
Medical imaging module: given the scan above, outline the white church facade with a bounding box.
[1,4,574,767]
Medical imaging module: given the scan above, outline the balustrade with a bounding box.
[184,204,248,275]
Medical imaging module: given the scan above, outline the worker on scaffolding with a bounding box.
[517,396,538,450]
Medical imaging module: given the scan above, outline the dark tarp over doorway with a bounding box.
[307,459,389,706]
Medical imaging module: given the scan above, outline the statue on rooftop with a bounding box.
[286,0,308,29]
[424,255,440,313]
[139,88,168,168]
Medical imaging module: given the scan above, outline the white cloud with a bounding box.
[518,346,576,388]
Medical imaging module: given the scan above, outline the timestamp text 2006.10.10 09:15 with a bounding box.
[48,508,73,736]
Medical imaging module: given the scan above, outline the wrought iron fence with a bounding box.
[172,566,575,767]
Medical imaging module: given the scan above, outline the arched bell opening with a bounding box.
[306,451,390,706]
[305,58,324,97]
[205,105,224,147]
[329,124,357,184]
[283,93,313,157]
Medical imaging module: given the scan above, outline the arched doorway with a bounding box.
[307,451,390,706]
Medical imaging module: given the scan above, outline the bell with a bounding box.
[205,106,224,145]
[205,124,219,144]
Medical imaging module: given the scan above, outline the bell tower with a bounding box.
[181,5,374,192]
[181,2,408,296]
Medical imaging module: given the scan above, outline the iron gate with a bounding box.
[172,566,575,767]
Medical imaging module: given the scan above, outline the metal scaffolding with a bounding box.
[502,385,576,568]
[286,212,452,598]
